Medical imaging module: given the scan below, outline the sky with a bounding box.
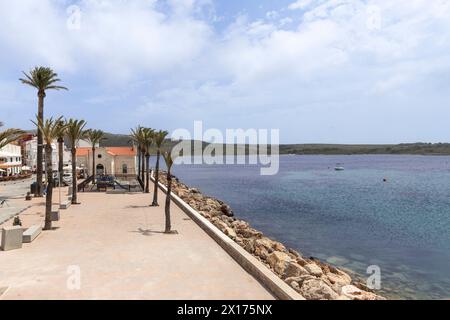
[0,0,450,144]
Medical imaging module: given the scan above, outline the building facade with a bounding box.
[76,147,137,177]
[25,137,71,172]
[0,143,22,176]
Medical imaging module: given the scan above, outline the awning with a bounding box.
[0,163,22,168]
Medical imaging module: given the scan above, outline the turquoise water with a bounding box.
[171,155,450,300]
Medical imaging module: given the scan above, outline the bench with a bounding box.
[1,226,23,251]
[22,225,42,243]
[60,200,71,210]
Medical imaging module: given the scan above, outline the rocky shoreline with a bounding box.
[159,172,385,300]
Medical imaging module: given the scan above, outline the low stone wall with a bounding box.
[158,172,385,301]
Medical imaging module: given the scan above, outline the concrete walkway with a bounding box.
[0,188,274,300]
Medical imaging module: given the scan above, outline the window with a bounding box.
[122,164,128,174]
[98,154,102,159]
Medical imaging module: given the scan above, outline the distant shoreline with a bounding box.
[24,130,450,156]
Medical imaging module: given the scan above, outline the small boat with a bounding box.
[334,164,345,171]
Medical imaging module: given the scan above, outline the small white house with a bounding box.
[0,143,22,176]
[25,137,71,172]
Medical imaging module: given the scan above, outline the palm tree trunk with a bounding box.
[92,147,96,183]
[165,170,172,233]
[152,150,160,206]
[145,154,150,193]
[137,147,141,177]
[36,91,45,197]
[141,151,145,187]
[44,144,53,231]
[71,149,78,204]
[58,139,64,186]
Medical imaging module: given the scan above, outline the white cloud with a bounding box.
[1,0,450,142]
[288,0,315,11]
[0,0,212,81]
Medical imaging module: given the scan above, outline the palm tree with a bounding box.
[85,129,105,183]
[142,128,155,194]
[152,130,169,206]
[20,67,68,197]
[162,151,175,234]
[32,116,65,231]
[55,119,67,186]
[130,126,145,186]
[0,122,24,150]
[65,119,87,204]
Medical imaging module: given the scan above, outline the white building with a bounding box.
[0,143,22,176]
[25,137,71,172]
[77,139,99,148]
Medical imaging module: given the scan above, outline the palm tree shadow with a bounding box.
[131,227,165,236]
[124,205,151,209]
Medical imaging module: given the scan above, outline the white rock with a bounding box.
[300,279,339,300]
[304,263,323,277]
[341,285,386,300]
[267,251,292,275]
[283,262,309,279]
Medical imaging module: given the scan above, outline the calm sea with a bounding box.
[169,155,450,300]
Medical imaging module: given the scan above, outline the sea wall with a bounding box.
[158,172,385,300]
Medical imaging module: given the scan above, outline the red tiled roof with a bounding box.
[76,147,136,157]
[76,147,90,156]
[106,147,136,156]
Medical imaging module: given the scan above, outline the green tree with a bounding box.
[32,116,66,230]
[151,130,169,206]
[65,119,87,204]
[0,122,24,150]
[20,67,68,196]
[85,129,105,183]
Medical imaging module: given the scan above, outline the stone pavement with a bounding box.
[0,187,274,300]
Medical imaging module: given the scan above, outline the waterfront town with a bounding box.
[0,136,137,181]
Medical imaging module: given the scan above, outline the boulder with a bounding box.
[231,220,249,230]
[288,248,302,259]
[326,270,352,288]
[296,257,308,267]
[212,219,228,233]
[283,262,309,279]
[304,263,323,277]
[267,251,292,275]
[288,280,301,292]
[254,238,275,260]
[241,238,256,253]
[220,204,234,217]
[285,275,316,287]
[223,226,237,239]
[236,228,263,239]
[341,285,386,300]
[299,279,339,300]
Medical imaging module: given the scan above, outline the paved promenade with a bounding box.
[0,178,33,225]
[0,187,273,300]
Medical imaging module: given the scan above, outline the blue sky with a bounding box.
[1,0,450,144]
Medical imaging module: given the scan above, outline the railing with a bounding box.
[114,179,131,191]
[77,175,94,192]
[137,175,144,190]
